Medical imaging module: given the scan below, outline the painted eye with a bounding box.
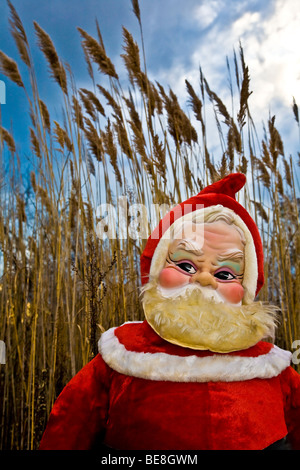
[214,270,236,281]
[176,262,197,274]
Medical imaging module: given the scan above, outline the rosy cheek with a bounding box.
[158,267,190,288]
[217,282,245,304]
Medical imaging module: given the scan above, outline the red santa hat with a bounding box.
[140,173,264,304]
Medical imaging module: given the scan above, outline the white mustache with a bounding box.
[156,282,241,306]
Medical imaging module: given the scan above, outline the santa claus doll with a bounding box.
[39,173,300,450]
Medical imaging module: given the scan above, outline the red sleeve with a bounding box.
[39,354,111,450]
[280,365,300,450]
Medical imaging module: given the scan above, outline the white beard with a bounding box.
[141,281,278,353]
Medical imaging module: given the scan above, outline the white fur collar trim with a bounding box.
[98,326,292,383]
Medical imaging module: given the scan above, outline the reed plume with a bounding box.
[79,88,105,118]
[7,0,31,67]
[237,54,252,129]
[83,118,103,161]
[30,128,42,159]
[121,27,142,89]
[160,86,198,148]
[0,126,16,153]
[97,85,123,120]
[39,99,51,133]
[131,0,141,24]
[101,120,122,186]
[185,79,204,124]
[77,27,118,79]
[53,121,73,152]
[71,95,84,130]
[292,96,299,124]
[0,51,24,87]
[33,21,68,94]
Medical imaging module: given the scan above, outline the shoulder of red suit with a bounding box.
[97,321,292,383]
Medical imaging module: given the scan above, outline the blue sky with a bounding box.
[0,0,300,177]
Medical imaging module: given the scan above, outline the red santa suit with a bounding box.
[39,173,300,450]
[39,320,300,450]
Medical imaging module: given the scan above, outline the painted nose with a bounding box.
[191,271,218,289]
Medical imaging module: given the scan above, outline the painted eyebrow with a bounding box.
[217,249,244,262]
[174,240,204,256]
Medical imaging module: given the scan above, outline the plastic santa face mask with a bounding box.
[147,204,261,305]
[158,221,245,306]
[142,215,277,352]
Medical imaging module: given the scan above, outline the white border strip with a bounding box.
[98,327,292,383]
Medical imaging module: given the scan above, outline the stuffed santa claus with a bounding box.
[39,173,300,450]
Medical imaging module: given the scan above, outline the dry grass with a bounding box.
[0,0,299,449]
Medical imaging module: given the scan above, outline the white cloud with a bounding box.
[233,0,300,107]
[232,0,300,149]
[153,0,300,156]
[193,1,224,29]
